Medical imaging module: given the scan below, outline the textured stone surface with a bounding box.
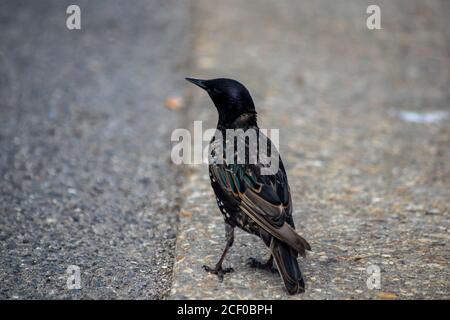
[0,0,191,299]
[170,0,449,299]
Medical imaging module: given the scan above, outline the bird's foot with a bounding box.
[202,264,234,282]
[247,257,278,274]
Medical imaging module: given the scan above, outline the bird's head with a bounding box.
[185,77,257,127]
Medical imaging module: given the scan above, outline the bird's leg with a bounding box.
[203,224,234,282]
[247,255,278,274]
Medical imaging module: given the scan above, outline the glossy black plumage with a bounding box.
[186,77,311,294]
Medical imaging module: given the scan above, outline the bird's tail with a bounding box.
[270,237,305,294]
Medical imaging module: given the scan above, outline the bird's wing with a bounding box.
[210,161,311,256]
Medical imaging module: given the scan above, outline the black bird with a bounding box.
[185,77,311,294]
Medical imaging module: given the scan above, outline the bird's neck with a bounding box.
[217,112,258,131]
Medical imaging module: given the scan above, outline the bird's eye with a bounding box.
[212,88,221,94]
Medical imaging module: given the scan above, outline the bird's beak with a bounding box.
[185,77,208,90]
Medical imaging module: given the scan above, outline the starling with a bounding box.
[185,77,311,294]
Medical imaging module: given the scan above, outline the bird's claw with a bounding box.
[247,257,278,274]
[202,264,234,282]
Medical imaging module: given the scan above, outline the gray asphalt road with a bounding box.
[0,0,190,299]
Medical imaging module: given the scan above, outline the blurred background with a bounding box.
[0,0,448,299]
[0,0,190,299]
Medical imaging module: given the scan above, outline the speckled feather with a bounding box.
[208,128,310,256]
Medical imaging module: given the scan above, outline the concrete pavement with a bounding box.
[0,0,448,300]
[170,0,449,299]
